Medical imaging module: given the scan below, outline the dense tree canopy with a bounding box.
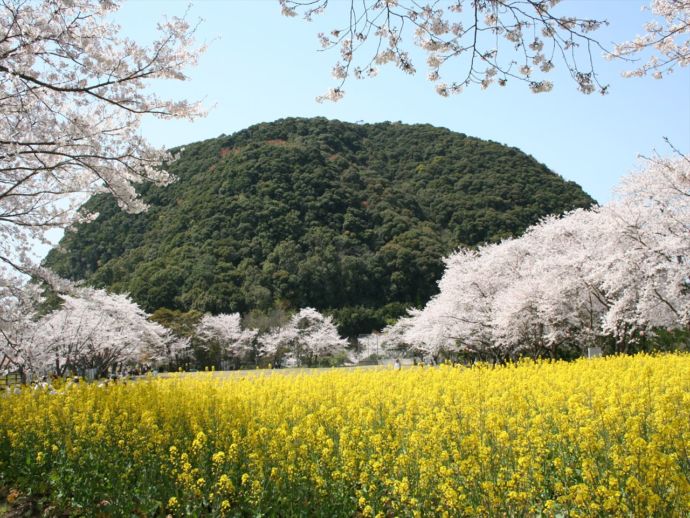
[44,117,594,335]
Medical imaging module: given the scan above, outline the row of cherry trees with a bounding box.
[196,308,347,369]
[0,286,180,381]
[0,293,348,381]
[381,155,689,361]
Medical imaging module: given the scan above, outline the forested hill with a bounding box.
[44,117,594,336]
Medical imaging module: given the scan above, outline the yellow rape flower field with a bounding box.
[1,354,689,517]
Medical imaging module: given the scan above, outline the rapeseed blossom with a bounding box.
[0,354,688,516]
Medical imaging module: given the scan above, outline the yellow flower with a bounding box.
[212,451,225,465]
[0,354,688,515]
[216,474,235,494]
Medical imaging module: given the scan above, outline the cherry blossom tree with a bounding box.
[403,243,520,362]
[609,0,690,79]
[16,288,173,379]
[280,0,689,100]
[257,308,347,367]
[257,325,299,367]
[493,175,689,357]
[489,210,613,358]
[0,0,204,329]
[289,308,348,366]
[598,154,690,346]
[196,313,258,368]
[0,284,45,381]
[379,316,415,356]
[402,154,689,360]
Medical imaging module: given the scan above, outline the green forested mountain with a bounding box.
[44,118,594,336]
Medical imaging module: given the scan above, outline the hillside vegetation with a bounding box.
[45,118,594,335]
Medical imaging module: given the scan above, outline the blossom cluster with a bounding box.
[280,0,612,100]
[608,0,690,79]
[282,0,689,100]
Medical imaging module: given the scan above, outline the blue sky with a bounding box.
[118,0,689,205]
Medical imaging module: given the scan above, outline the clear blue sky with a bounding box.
[119,0,689,205]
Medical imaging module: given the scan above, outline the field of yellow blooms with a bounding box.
[1,354,689,517]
